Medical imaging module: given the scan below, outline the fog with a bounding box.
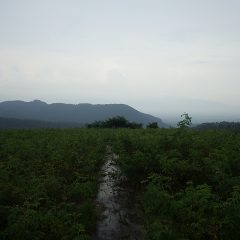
[0,0,240,122]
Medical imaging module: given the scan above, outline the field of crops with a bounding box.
[0,128,240,239]
[0,129,107,240]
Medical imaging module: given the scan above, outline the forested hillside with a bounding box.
[0,100,165,127]
[0,117,83,129]
[196,121,240,131]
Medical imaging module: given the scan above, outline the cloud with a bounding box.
[0,0,240,117]
[191,60,210,65]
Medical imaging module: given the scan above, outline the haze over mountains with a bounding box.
[0,100,165,128]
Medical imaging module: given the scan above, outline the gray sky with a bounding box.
[1,0,240,121]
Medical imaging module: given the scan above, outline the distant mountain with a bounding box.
[0,117,83,129]
[0,100,165,127]
[195,121,240,131]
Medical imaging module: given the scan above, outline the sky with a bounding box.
[0,0,240,122]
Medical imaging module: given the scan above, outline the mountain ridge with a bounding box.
[0,117,84,129]
[0,100,165,127]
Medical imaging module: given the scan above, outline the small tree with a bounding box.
[177,113,192,128]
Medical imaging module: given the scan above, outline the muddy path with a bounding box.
[92,146,144,240]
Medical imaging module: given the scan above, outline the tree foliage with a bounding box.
[87,116,142,129]
[177,113,192,128]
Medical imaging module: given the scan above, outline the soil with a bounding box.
[92,146,144,240]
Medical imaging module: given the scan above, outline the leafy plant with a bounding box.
[177,113,192,128]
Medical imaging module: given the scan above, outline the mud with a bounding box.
[93,146,143,240]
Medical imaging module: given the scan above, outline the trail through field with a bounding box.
[93,146,143,240]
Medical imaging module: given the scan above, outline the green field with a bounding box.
[0,128,240,239]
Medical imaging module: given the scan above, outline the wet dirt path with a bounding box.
[93,146,143,240]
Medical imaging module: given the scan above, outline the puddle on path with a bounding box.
[93,146,143,240]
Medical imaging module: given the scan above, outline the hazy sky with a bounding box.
[0,0,240,120]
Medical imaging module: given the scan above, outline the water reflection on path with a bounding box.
[93,146,143,240]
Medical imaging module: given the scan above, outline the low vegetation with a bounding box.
[0,125,240,239]
[0,129,106,240]
[114,128,240,239]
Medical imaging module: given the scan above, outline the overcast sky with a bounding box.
[0,0,240,120]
